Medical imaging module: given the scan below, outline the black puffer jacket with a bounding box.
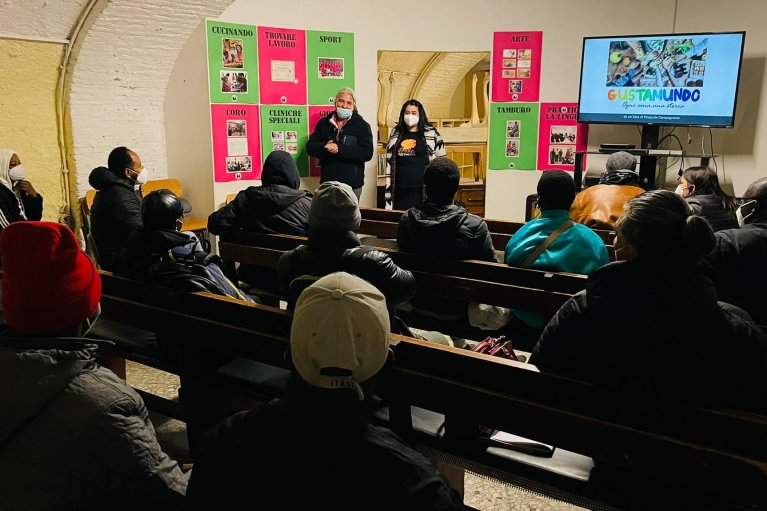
[306,112,374,189]
[531,260,767,412]
[208,151,311,237]
[686,193,738,232]
[89,167,142,271]
[397,201,497,318]
[397,202,497,262]
[700,220,767,301]
[278,230,415,311]
[186,376,465,510]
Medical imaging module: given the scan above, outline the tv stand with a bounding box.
[638,125,661,189]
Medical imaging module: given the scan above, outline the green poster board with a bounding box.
[207,20,259,104]
[306,30,355,106]
[260,105,310,176]
[488,102,539,170]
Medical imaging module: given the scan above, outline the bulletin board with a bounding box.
[206,20,355,182]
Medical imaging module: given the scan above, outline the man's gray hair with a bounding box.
[606,151,637,172]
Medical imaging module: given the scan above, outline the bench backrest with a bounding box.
[97,272,767,508]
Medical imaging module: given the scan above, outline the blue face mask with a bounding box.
[336,107,353,119]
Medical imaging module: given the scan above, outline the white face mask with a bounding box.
[736,200,757,228]
[128,167,148,185]
[8,163,26,182]
[674,183,684,197]
[404,114,419,127]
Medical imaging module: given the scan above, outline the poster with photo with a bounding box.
[491,31,543,102]
[307,105,336,176]
[307,30,355,105]
[207,20,259,104]
[211,104,261,182]
[260,105,309,175]
[536,103,589,171]
[257,26,307,105]
[488,102,539,170]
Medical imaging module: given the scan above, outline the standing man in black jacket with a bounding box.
[307,88,374,199]
[88,146,146,271]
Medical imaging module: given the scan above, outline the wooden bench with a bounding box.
[360,207,617,248]
[217,231,583,331]
[96,272,767,509]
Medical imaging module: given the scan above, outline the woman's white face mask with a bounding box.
[8,163,26,182]
[736,200,758,227]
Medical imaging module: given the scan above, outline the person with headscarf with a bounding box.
[0,149,43,231]
[569,151,645,230]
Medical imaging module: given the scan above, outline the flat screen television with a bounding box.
[577,32,746,127]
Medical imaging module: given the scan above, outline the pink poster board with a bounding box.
[211,104,262,182]
[257,26,307,105]
[536,103,588,172]
[491,31,543,103]
[308,105,335,177]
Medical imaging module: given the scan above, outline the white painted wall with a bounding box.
[70,0,233,197]
[160,0,767,221]
[165,0,673,221]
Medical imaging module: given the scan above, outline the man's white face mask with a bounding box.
[736,200,758,228]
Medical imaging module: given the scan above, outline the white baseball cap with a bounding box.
[291,272,390,400]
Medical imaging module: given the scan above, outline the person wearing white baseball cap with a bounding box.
[187,273,465,509]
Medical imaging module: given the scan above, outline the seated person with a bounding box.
[117,189,252,302]
[531,191,767,412]
[678,166,738,232]
[569,151,644,230]
[397,157,496,321]
[278,181,415,318]
[89,146,146,271]
[186,272,465,510]
[700,176,767,300]
[0,148,43,231]
[0,221,188,508]
[208,150,312,296]
[504,170,609,335]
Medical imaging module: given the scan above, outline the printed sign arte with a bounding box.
[306,30,355,106]
[260,105,309,176]
[257,26,307,105]
[488,102,539,170]
[211,104,261,182]
[492,31,543,102]
[207,20,259,104]
[537,103,588,171]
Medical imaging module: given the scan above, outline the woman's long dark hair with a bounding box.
[395,99,434,134]
[683,166,736,212]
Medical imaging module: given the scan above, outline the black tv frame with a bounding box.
[576,31,746,129]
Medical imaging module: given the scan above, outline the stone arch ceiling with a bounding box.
[414,52,487,119]
[0,0,90,39]
[70,0,233,196]
[378,51,486,125]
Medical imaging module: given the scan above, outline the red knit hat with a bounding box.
[1,221,101,334]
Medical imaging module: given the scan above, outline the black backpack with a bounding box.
[147,252,251,301]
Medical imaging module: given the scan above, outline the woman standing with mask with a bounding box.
[0,149,43,230]
[307,88,374,200]
[385,100,446,210]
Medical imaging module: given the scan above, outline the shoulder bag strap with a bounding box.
[521,220,574,268]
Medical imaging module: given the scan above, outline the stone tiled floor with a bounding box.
[127,361,588,511]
